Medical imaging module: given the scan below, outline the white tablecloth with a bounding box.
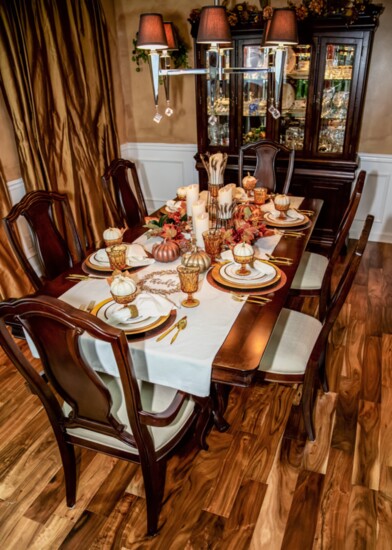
[29,199,307,397]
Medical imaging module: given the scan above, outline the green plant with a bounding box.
[131,31,189,73]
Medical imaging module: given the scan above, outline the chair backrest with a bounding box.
[313,214,373,360]
[3,191,85,290]
[0,295,155,457]
[238,139,295,194]
[102,158,148,229]
[318,170,367,319]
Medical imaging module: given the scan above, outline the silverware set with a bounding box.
[265,254,293,266]
[231,293,271,305]
[297,209,314,216]
[277,230,305,238]
[156,316,187,344]
[66,274,106,281]
[78,300,96,313]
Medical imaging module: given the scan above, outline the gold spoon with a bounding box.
[170,317,188,344]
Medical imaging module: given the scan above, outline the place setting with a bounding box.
[262,194,311,229]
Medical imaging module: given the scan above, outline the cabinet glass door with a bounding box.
[206,50,231,147]
[279,44,312,151]
[241,45,269,145]
[317,43,356,154]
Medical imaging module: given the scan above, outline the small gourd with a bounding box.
[181,248,211,272]
[152,239,180,263]
[110,274,137,304]
[233,241,254,258]
[242,172,257,195]
[274,194,290,208]
[103,227,124,246]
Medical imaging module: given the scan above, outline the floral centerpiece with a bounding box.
[144,202,190,248]
[220,219,274,247]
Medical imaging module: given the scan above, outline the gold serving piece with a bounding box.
[156,315,187,342]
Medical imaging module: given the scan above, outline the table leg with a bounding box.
[211,382,230,432]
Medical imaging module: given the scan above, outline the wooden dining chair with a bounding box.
[0,295,211,536]
[3,190,85,291]
[257,214,374,441]
[238,139,295,194]
[102,158,148,229]
[289,170,367,321]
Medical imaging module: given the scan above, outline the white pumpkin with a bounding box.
[233,242,254,257]
[103,227,122,241]
[274,194,290,207]
[110,275,137,297]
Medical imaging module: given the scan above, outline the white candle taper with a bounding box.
[186,184,200,217]
[194,212,209,248]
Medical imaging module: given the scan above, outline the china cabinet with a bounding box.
[191,7,383,247]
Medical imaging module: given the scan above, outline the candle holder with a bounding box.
[207,182,224,226]
[217,202,236,230]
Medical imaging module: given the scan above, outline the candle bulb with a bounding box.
[192,199,206,219]
[186,184,200,218]
[218,186,233,219]
[194,212,209,248]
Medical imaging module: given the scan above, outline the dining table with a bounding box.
[37,196,323,427]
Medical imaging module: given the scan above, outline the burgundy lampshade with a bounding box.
[136,13,168,50]
[265,9,298,46]
[196,6,231,44]
[261,19,272,48]
[164,22,178,51]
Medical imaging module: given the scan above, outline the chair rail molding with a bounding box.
[350,153,392,243]
[120,142,198,213]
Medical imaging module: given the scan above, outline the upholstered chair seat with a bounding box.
[290,251,329,291]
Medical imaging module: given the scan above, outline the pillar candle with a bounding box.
[192,199,206,219]
[186,184,200,217]
[194,213,209,248]
[218,186,233,219]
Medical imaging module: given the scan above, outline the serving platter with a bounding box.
[91,298,172,335]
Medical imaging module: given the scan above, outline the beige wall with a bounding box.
[0,1,391,183]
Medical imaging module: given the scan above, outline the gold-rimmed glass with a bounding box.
[106,244,127,270]
[232,251,254,276]
[177,265,200,308]
[254,187,268,205]
[202,229,222,263]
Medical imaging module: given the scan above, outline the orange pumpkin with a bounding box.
[233,203,263,228]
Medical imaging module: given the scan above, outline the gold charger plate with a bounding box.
[263,211,310,228]
[91,298,172,335]
[84,246,152,274]
[210,260,281,290]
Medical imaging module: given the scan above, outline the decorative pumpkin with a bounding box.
[103,227,124,246]
[181,248,211,272]
[242,172,257,195]
[233,202,262,228]
[233,241,254,258]
[274,194,290,208]
[110,274,137,304]
[152,239,180,263]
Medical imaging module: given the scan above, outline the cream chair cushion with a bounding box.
[259,308,322,376]
[290,251,329,290]
[63,375,195,454]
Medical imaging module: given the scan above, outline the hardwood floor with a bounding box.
[1,241,391,549]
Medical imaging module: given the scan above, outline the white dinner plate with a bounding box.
[220,260,276,284]
[263,210,309,228]
[91,298,170,335]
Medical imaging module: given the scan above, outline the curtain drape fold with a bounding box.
[0,0,119,298]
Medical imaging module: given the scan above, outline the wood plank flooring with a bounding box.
[1,240,391,549]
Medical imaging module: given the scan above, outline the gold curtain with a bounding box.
[0,0,119,298]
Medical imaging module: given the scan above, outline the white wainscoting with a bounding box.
[121,143,392,243]
[350,153,392,242]
[7,148,392,246]
[120,142,198,213]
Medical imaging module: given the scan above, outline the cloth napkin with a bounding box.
[267,208,304,221]
[95,248,109,262]
[108,292,176,325]
[126,244,155,267]
[165,199,183,212]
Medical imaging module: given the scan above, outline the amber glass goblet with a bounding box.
[177,265,200,308]
[202,229,222,263]
[106,244,127,270]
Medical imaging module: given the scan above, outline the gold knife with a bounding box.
[156,316,187,342]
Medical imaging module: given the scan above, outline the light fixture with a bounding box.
[136,4,298,123]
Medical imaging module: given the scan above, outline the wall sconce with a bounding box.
[136,5,298,123]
